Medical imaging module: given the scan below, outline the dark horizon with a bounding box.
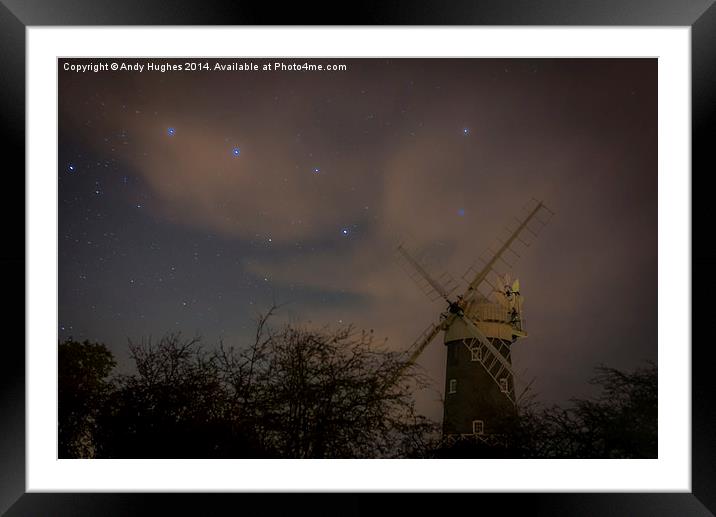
[58,57,657,421]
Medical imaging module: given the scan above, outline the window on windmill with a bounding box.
[499,378,509,393]
[473,420,485,435]
[471,347,482,362]
[449,379,457,394]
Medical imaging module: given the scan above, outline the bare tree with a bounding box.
[539,362,657,458]
[217,308,439,458]
[95,334,245,458]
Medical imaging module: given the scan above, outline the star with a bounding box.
[462,127,470,136]
[232,147,241,157]
[313,167,320,174]
[167,127,176,136]
[341,228,350,236]
[67,163,76,173]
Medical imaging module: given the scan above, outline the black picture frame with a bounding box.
[2,1,713,515]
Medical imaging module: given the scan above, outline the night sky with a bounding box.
[59,58,657,420]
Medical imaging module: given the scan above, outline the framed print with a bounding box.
[3,0,714,514]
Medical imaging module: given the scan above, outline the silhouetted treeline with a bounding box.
[59,311,656,459]
[60,309,436,458]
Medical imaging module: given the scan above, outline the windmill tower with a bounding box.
[397,199,553,438]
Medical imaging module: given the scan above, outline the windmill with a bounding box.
[396,199,554,437]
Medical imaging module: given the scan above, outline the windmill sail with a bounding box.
[387,317,449,388]
[396,243,458,303]
[461,199,553,305]
[405,317,450,365]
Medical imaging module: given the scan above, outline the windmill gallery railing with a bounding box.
[471,303,525,333]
